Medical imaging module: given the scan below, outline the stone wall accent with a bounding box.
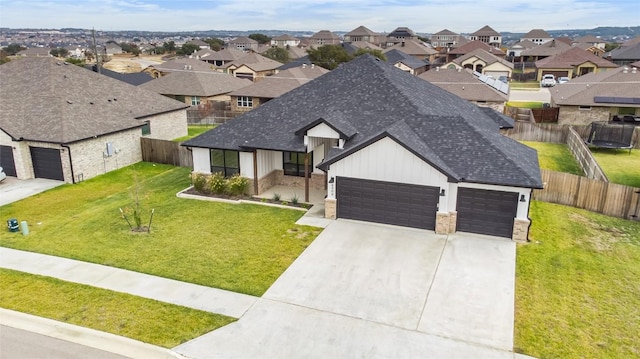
[252,170,279,195]
[275,170,325,191]
[558,106,610,126]
[448,211,458,233]
[512,218,531,242]
[435,212,450,234]
[325,198,337,219]
[230,96,266,113]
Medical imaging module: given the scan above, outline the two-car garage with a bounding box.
[335,176,519,239]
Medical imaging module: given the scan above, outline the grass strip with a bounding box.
[591,148,640,188]
[521,141,583,175]
[0,269,235,348]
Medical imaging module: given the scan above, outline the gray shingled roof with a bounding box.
[384,40,437,56]
[471,25,500,36]
[384,49,429,69]
[550,66,640,106]
[453,49,514,68]
[183,55,541,189]
[140,71,251,97]
[609,42,640,61]
[1,57,187,144]
[229,66,328,98]
[419,68,508,103]
[522,29,552,39]
[225,53,283,71]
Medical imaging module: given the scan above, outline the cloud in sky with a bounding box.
[0,0,638,33]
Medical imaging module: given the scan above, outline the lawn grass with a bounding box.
[509,82,540,89]
[591,148,640,188]
[515,201,640,358]
[173,125,217,142]
[506,101,545,108]
[521,141,584,175]
[0,269,235,348]
[0,162,321,296]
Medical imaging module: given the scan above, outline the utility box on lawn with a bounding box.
[7,218,19,232]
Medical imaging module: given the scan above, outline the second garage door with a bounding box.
[336,177,439,230]
[456,188,518,238]
[30,147,64,181]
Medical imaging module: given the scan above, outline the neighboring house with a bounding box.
[287,46,307,59]
[573,35,606,50]
[309,30,341,47]
[104,42,123,56]
[277,55,312,70]
[468,25,502,48]
[430,29,464,48]
[0,57,188,183]
[140,70,251,107]
[89,65,154,86]
[573,42,606,57]
[270,34,300,48]
[228,65,329,113]
[16,47,52,57]
[383,49,429,75]
[346,41,382,51]
[143,58,216,78]
[193,48,217,61]
[445,48,514,78]
[385,27,417,46]
[535,47,618,80]
[445,40,505,63]
[521,29,553,45]
[520,39,571,62]
[203,48,245,67]
[65,46,85,59]
[507,40,537,58]
[187,39,210,50]
[228,36,259,52]
[606,41,640,66]
[384,39,437,63]
[343,26,383,46]
[419,67,509,112]
[183,55,542,241]
[224,53,283,82]
[549,66,640,125]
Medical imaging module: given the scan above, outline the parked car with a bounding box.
[0,167,6,182]
[557,76,569,84]
[541,74,556,87]
[498,75,508,83]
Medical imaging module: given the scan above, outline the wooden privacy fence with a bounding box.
[533,169,640,220]
[141,137,192,168]
[566,127,608,181]
[531,107,559,123]
[502,121,569,143]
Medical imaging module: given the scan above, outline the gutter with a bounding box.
[61,144,76,184]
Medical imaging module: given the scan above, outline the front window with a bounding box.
[237,96,253,108]
[191,96,201,106]
[283,151,311,177]
[210,149,239,177]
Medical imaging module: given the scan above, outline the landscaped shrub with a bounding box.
[207,172,227,194]
[190,172,208,193]
[227,174,249,196]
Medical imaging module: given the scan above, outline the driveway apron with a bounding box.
[176,219,517,358]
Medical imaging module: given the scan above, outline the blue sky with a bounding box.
[1,0,638,33]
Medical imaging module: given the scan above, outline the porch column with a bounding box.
[304,152,309,203]
[252,150,258,195]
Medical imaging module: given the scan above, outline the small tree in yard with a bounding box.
[120,168,153,233]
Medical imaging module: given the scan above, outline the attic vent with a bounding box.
[113,98,117,101]
[108,99,112,102]
[89,102,94,105]
[66,100,73,104]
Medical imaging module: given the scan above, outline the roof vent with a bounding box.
[436,66,440,71]
[302,63,307,68]
[311,64,315,68]
[457,68,461,72]
[66,100,73,104]
[633,67,637,74]
[623,67,629,73]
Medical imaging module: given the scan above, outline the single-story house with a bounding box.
[198,48,245,68]
[0,57,188,183]
[419,68,508,112]
[549,66,640,125]
[535,47,618,80]
[143,58,217,78]
[384,39,437,63]
[606,40,640,66]
[183,55,542,240]
[444,48,514,79]
[228,65,328,113]
[445,40,505,63]
[507,40,537,58]
[224,53,283,82]
[383,49,429,75]
[520,39,571,62]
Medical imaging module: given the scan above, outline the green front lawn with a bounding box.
[521,141,584,175]
[0,269,234,348]
[506,101,545,108]
[516,201,640,358]
[0,163,320,296]
[591,148,640,188]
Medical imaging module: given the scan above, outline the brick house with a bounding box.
[0,57,188,183]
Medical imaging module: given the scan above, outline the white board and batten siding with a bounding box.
[192,147,211,173]
[307,123,340,139]
[327,136,448,198]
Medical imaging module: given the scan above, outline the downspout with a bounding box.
[526,188,534,242]
[252,150,258,195]
[61,144,76,184]
[304,152,310,203]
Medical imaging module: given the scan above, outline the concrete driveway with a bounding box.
[509,88,551,103]
[0,177,65,206]
[176,220,518,358]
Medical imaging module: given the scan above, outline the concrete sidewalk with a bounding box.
[0,247,257,318]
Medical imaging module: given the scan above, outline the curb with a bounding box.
[0,309,187,359]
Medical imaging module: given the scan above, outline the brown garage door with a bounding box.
[336,177,439,230]
[30,147,64,181]
[456,188,518,238]
[0,145,17,177]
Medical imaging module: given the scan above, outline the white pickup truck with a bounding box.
[540,74,556,87]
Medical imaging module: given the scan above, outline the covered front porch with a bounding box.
[254,185,326,205]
